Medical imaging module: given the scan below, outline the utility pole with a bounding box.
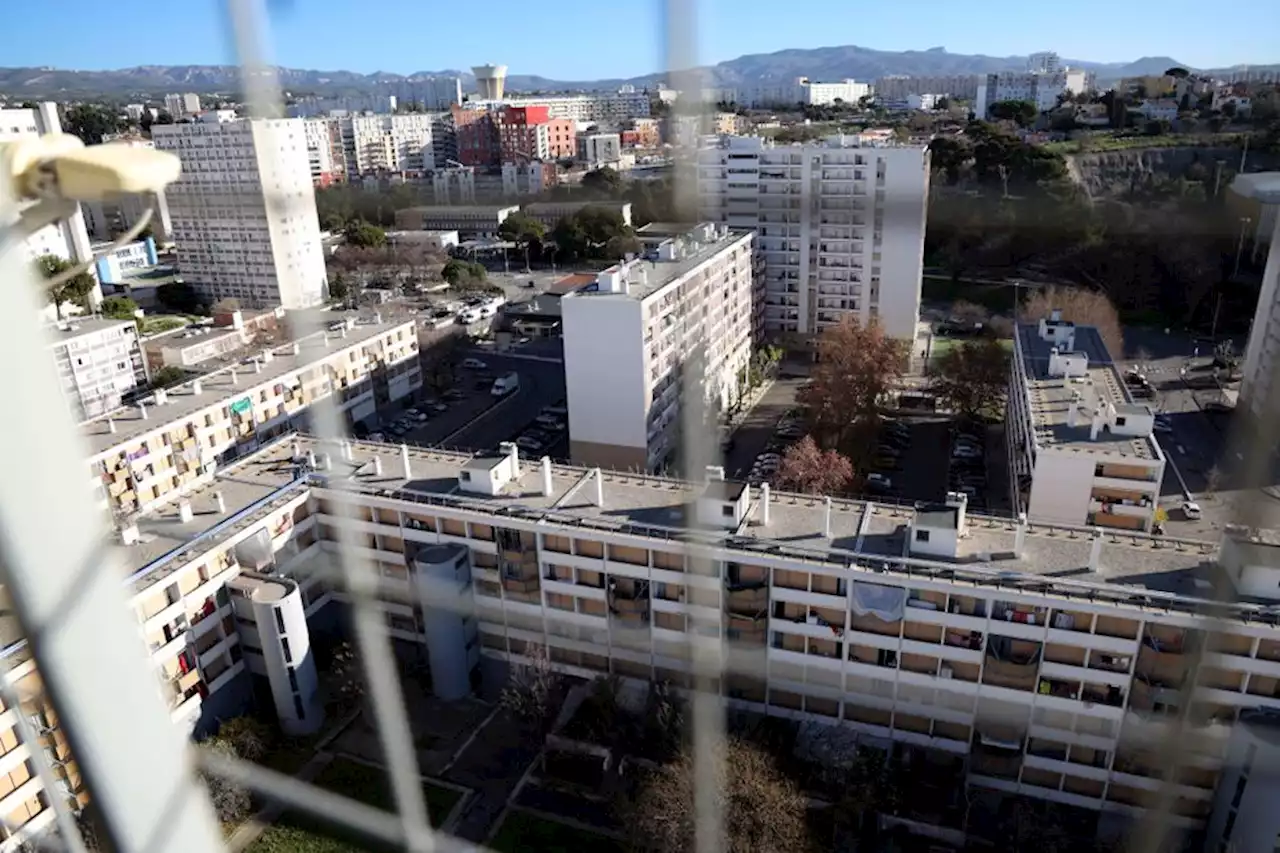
[1234,216,1252,278]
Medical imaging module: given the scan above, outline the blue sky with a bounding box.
[4,0,1276,78]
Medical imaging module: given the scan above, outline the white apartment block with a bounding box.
[1007,316,1166,533]
[701,78,870,108]
[976,70,1094,116]
[561,225,757,472]
[802,79,872,106]
[875,75,982,102]
[1027,51,1063,74]
[82,315,420,518]
[577,132,622,166]
[49,317,148,422]
[15,427,1280,848]
[502,89,652,123]
[343,114,435,175]
[152,115,328,310]
[1240,214,1280,425]
[696,135,930,342]
[302,118,343,185]
[0,103,95,272]
[164,93,201,118]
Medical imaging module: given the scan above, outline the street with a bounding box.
[724,378,806,479]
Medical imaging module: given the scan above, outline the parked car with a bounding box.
[461,358,487,369]
[1182,501,1202,520]
[543,403,569,416]
[443,389,466,401]
[866,473,892,490]
[535,414,564,429]
[516,436,544,451]
[369,432,385,442]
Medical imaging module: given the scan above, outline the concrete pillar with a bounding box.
[192,380,202,394]
[372,456,383,477]
[137,403,148,420]
[1088,527,1104,572]
[824,497,832,539]
[306,450,317,469]
[1014,512,1028,556]
[541,456,553,496]
[401,443,412,479]
[215,492,226,514]
[594,468,604,507]
[107,418,116,434]
[761,482,771,526]
[178,500,193,524]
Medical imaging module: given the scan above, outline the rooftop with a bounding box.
[80,315,414,458]
[44,317,136,346]
[563,225,751,302]
[1015,321,1162,461]
[110,435,1258,626]
[397,205,518,218]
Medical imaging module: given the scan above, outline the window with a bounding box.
[721,504,734,517]
[915,529,930,543]
[281,637,292,664]
[274,608,285,632]
[1115,416,1127,427]
[293,696,305,720]
[288,668,298,692]
[460,471,471,482]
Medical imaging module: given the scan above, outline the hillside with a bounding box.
[1,46,1275,100]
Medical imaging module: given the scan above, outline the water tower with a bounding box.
[472,64,509,100]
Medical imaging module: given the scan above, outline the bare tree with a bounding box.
[1205,464,1224,493]
[797,318,905,447]
[212,716,271,763]
[500,644,560,731]
[949,299,990,328]
[626,738,810,853]
[1020,285,1125,359]
[199,740,251,824]
[775,436,855,495]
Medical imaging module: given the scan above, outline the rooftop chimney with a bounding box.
[292,440,301,459]
[372,455,383,477]
[306,449,317,469]
[154,388,168,405]
[1088,527,1104,572]
[401,444,412,479]
[594,468,604,507]
[293,342,301,356]
[215,492,226,514]
[706,465,725,482]
[760,482,771,526]
[192,380,203,394]
[107,418,117,434]
[230,368,238,385]
[120,522,140,546]
[541,456,553,496]
[262,349,274,363]
[178,500,194,524]
[1014,512,1028,556]
[137,402,148,420]
[824,497,833,539]
[254,360,262,374]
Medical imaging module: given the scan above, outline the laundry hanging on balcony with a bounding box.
[850,582,906,621]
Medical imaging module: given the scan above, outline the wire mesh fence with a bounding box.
[0,2,1277,852]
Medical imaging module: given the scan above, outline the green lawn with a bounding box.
[489,810,625,853]
[138,315,189,335]
[247,757,463,853]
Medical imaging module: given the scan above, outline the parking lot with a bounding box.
[724,378,807,479]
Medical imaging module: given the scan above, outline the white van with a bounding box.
[491,372,519,397]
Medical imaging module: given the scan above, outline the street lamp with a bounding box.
[1233,216,1253,279]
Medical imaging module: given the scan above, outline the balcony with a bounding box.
[608,578,650,627]
[981,637,1042,691]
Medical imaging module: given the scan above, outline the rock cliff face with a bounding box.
[1069,146,1280,197]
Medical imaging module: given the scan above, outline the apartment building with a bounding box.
[152,115,328,310]
[77,138,174,245]
[875,75,981,102]
[577,132,622,166]
[49,318,148,422]
[0,104,95,275]
[1240,214,1280,427]
[503,89,652,123]
[523,200,631,229]
[1027,52,1063,74]
[82,315,420,518]
[1006,316,1166,532]
[975,70,1094,116]
[164,93,201,118]
[696,135,930,343]
[497,106,575,162]
[302,118,345,187]
[394,205,517,238]
[801,79,872,106]
[343,114,436,175]
[20,426,1280,849]
[561,225,756,471]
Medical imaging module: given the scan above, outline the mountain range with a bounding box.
[1,46,1276,100]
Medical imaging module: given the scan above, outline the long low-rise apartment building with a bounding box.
[1007,314,1166,532]
[15,429,1280,848]
[82,315,420,517]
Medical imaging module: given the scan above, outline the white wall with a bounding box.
[562,295,648,453]
[1027,450,1096,525]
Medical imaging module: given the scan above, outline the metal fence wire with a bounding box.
[0,1,1274,852]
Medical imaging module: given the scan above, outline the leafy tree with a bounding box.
[442,259,487,287]
[497,211,547,245]
[988,99,1039,127]
[775,436,854,495]
[100,295,139,319]
[328,273,351,302]
[343,220,387,249]
[1144,119,1172,136]
[153,110,174,125]
[1165,67,1190,78]
[797,318,905,447]
[581,166,623,197]
[552,207,637,261]
[321,213,347,232]
[211,298,241,314]
[626,738,809,853]
[36,255,96,320]
[929,339,1012,418]
[212,716,272,763]
[156,281,201,314]
[1021,285,1125,359]
[150,365,187,389]
[63,104,122,145]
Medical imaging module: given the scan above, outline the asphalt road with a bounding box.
[427,353,567,456]
[725,379,806,479]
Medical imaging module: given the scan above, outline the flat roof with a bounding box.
[80,317,414,457]
[703,480,746,502]
[107,435,1245,622]
[915,504,961,530]
[44,317,135,347]
[565,228,751,303]
[398,205,517,217]
[1016,322,1161,460]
